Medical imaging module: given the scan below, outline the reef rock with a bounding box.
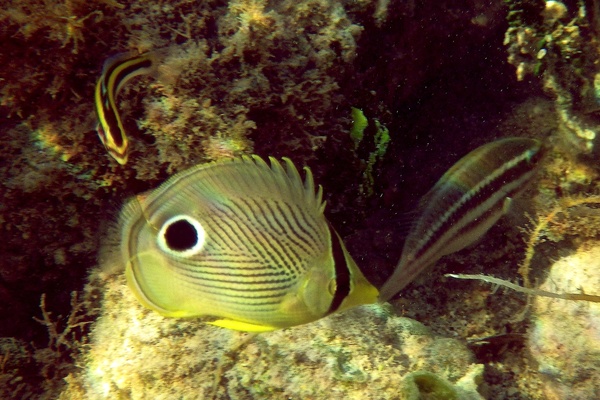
[528,241,600,400]
[59,273,483,399]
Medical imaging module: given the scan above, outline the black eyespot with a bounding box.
[164,219,198,251]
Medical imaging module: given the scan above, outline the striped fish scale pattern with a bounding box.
[172,198,327,303]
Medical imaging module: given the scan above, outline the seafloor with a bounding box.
[1,0,599,399]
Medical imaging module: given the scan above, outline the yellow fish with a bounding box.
[119,156,379,332]
[94,51,157,165]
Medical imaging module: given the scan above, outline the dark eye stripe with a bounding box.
[328,225,350,314]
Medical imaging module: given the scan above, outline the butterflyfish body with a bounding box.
[379,137,544,301]
[119,156,379,331]
[94,51,157,165]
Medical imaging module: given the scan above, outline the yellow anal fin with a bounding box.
[208,319,278,332]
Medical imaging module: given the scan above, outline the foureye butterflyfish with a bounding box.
[119,155,379,332]
[378,137,544,301]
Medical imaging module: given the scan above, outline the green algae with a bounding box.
[348,107,391,196]
[350,107,368,149]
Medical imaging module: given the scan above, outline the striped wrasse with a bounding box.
[94,51,157,165]
[118,156,379,332]
[378,137,544,301]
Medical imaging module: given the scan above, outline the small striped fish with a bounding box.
[119,156,379,331]
[378,137,544,301]
[94,51,157,165]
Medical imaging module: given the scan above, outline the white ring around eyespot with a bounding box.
[157,215,206,257]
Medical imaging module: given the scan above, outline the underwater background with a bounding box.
[1,0,599,398]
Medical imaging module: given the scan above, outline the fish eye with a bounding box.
[157,215,206,257]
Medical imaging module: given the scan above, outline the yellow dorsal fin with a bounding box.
[151,156,325,216]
